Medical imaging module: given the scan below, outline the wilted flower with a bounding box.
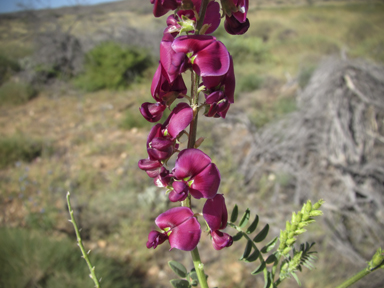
[146,207,201,251]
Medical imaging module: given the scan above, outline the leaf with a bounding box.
[170,279,191,288]
[189,271,198,281]
[265,253,277,264]
[230,204,239,223]
[260,237,278,253]
[168,261,188,278]
[246,215,259,234]
[253,224,269,243]
[232,231,243,241]
[251,261,266,275]
[263,272,273,288]
[245,248,260,262]
[291,272,302,286]
[239,208,251,228]
[240,239,253,260]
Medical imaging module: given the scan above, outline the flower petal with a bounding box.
[155,206,194,230]
[203,194,228,231]
[173,148,212,180]
[211,230,233,250]
[168,216,201,251]
[189,163,221,199]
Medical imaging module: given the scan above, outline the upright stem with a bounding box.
[185,2,211,287]
[67,192,101,288]
[186,70,210,288]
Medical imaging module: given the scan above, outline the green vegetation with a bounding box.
[0,81,38,106]
[251,96,297,128]
[0,134,50,168]
[75,42,153,91]
[0,54,20,85]
[0,228,143,288]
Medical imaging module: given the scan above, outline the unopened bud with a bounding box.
[309,210,323,217]
[313,199,324,210]
[286,238,296,245]
[368,248,384,270]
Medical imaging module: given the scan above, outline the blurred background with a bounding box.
[0,0,383,287]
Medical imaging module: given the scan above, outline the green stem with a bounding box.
[334,268,376,288]
[67,192,101,288]
[191,247,209,288]
[195,0,210,34]
[227,223,269,283]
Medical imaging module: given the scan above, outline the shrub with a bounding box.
[237,74,264,92]
[0,228,143,288]
[0,81,37,106]
[0,134,50,169]
[221,36,270,63]
[75,42,152,91]
[0,54,20,85]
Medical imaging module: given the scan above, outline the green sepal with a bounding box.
[246,215,259,234]
[251,261,266,275]
[261,237,278,253]
[239,208,251,228]
[170,279,191,288]
[253,224,269,243]
[230,204,238,223]
[245,249,260,262]
[232,231,243,241]
[309,210,323,217]
[168,261,188,278]
[240,239,253,260]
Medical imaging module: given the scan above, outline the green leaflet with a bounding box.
[230,204,239,223]
[246,215,259,234]
[239,208,251,228]
[253,224,269,243]
[170,279,191,288]
[168,261,188,278]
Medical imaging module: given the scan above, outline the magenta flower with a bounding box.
[146,102,193,161]
[150,0,181,17]
[160,34,230,82]
[221,0,250,35]
[202,56,235,118]
[170,148,220,200]
[203,194,233,250]
[139,102,166,122]
[137,158,163,178]
[151,63,187,103]
[172,35,230,77]
[146,207,201,251]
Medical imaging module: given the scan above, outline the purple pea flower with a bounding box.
[221,0,250,35]
[160,34,230,82]
[146,102,193,161]
[139,102,166,123]
[146,207,201,251]
[203,194,233,250]
[169,148,220,201]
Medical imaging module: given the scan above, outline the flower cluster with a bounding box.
[139,0,250,252]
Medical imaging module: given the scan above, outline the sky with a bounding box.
[0,0,121,14]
